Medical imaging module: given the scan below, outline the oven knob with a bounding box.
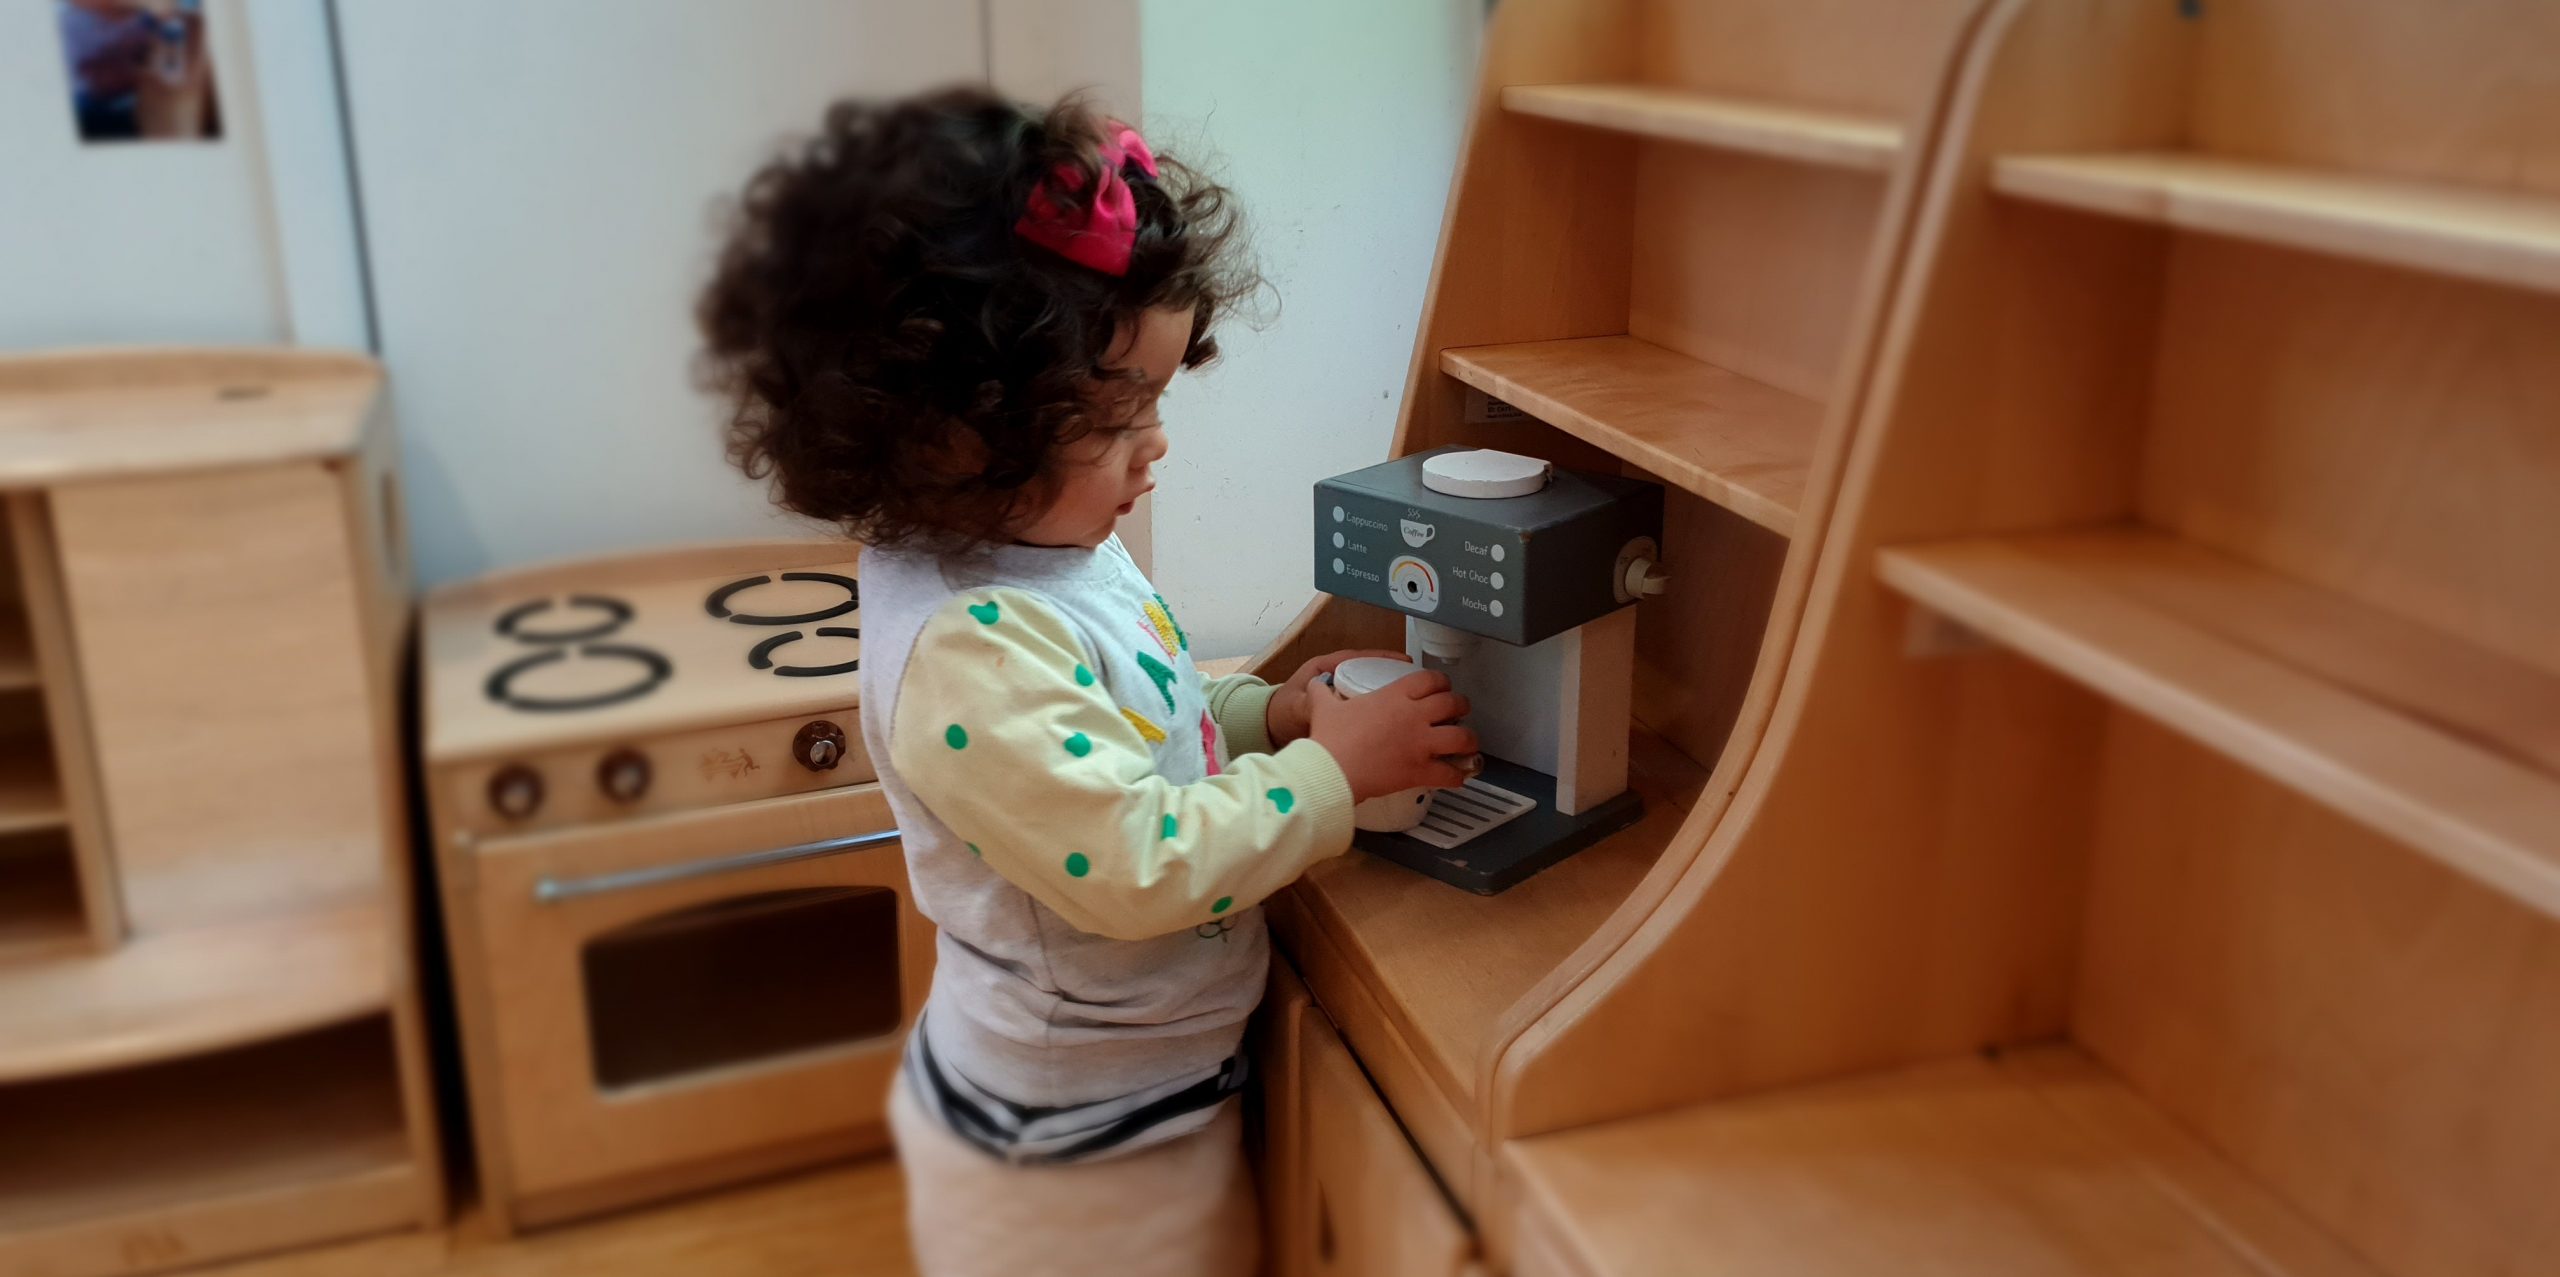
[794,720,847,772]
[488,764,544,820]
[597,748,652,804]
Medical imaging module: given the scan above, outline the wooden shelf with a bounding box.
[1440,337,1819,537]
[0,1018,423,1268]
[0,898,391,1083]
[1877,526,2560,921]
[1503,84,1901,172]
[1281,729,1708,1113]
[1507,1044,2382,1277]
[1993,151,2560,295]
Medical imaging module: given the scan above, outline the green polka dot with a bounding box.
[1266,787,1295,814]
[945,724,969,749]
[1064,732,1092,758]
[1074,663,1095,687]
[1064,852,1091,878]
[966,842,982,857]
[968,601,1001,625]
[1212,896,1234,915]
[1160,813,1178,840]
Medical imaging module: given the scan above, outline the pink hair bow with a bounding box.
[1015,123,1159,276]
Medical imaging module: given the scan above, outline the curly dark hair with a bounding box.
[696,86,1257,552]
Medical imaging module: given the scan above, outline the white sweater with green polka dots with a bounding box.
[859,537,1354,1161]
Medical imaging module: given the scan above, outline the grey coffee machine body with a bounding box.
[1312,447,1667,892]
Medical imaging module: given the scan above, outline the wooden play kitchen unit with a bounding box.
[421,542,931,1233]
[1244,1,2560,1275]
[0,349,437,1276]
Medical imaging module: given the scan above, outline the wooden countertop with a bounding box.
[1272,726,1710,1208]
[0,348,380,484]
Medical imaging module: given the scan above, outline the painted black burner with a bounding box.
[494,594,633,644]
[746,627,861,678]
[485,643,672,711]
[704,572,859,626]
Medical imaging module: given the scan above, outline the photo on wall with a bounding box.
[55,0,222,142]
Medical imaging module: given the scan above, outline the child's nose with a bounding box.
[1135,429,1170,467]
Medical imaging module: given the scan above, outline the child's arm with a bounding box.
[1204,649,1413,757]
[890,589,1356,941]
[1201,674,1279,756]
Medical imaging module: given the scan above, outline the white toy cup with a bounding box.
[1326,656,1437,833]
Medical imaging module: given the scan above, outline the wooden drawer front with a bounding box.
[466,784,930,1197]
[1301,1014,1476,1277]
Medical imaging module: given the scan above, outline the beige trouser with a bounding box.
[888,1072,1260,1277]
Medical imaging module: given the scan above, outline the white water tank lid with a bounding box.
[1421,449,1551,498]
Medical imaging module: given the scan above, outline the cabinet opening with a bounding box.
[0,828,82,954]
[0,1016,409,1235]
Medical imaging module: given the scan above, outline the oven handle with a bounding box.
[532,828,902,904]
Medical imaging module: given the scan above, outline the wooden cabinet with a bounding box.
[0,349,438,1275]
[1260,981,1477,1277]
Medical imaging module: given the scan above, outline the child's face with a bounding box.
[1012,305,1189,549]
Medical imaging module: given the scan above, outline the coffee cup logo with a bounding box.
[1400,518,1436,547]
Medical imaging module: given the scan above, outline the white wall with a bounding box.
[0,1,288,349]
[1140,0,1480,657]
[334,1,986,585]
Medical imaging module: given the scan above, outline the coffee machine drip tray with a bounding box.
[1354,756,1644,895]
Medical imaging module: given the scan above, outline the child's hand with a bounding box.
[1265,649,1409,745]
[1307,670,1477,801]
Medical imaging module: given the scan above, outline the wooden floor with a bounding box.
[198,1158,916,1277]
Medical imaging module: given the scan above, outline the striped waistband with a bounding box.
[902,1014,1248,1166]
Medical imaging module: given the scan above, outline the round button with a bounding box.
[1490,572,1505,590]
[794,719,848,772]
[1332,557,1345,575]
[1331,506,1344,523]
[488,764,544,821]
[1491,544,1506,562]
[1332,532,1344,549]
[597,748,651,804]
[1489,600,1505,618]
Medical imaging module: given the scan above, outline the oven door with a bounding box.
[465,783,930,1210]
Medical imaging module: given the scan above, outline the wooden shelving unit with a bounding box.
[1994,151,2560,296]
[1441,338,1819,536]
[1503,84,1902,172]
[1509,1046,2384,1277]
[1880,527,2560,920]
[0,348,440,1276]
[1456,3,2560,1277]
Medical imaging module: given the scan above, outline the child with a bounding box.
[696,88,1475,1277]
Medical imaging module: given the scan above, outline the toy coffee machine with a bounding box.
[1313,447,1666,892]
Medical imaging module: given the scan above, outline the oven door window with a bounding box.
[581,885,902,1091]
